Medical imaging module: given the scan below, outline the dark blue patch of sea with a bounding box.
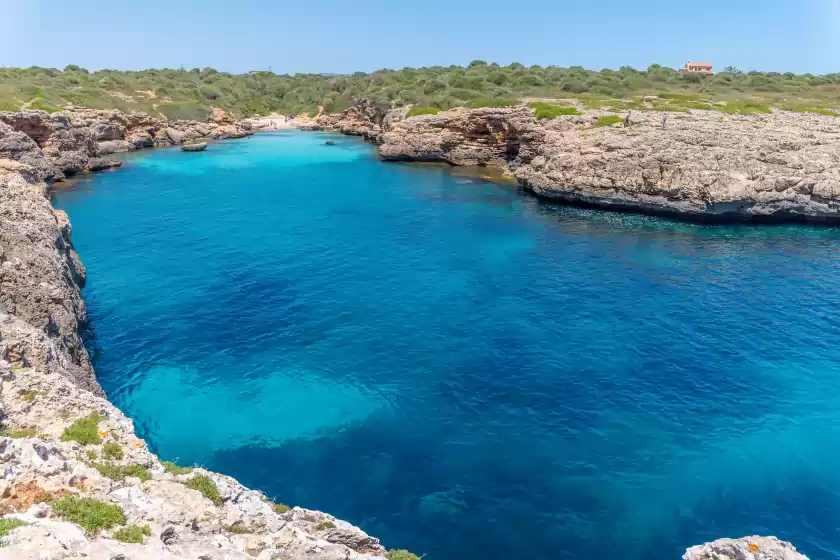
[52,131,840,560]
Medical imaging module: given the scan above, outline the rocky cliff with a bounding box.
[326,101,840,222]
[0,110,394,559]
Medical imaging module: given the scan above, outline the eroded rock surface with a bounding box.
[683,535,808,560]
[372,103,840,222]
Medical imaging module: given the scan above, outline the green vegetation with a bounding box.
[53,496,125,535]
[186,474,222,506]
[21,391,37,402]
[468,98,518,108]
[314,520,336,531]
[273,503,291,514]
[405,106,441,117]
[90,461,151,482]
[592,115,625,128]
[101,442,123,460]
[0,517,27,539]
[779,104,837,116]
[113,524,151,543]
[85,449,97,460]
[719,100,772,115]
[0,426,37,438]
[226,523,253,534]
[2,64,840,118]
[528,102,580,119]
[162,460,194,475]
[61,412,105,445]
[386,550,421,560]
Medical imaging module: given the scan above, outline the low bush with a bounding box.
[0,426,37,438]
[226,523,253,534]
[386,550,421,560]
[0,100,20,111]
[53,496,126,534]
[113,524,151,543]
[592,115,625,127]
[29,97,62,112]
[162,460,194,475]
[779,104,836,116]
[720,100,772,114]
[21,391,37,402]
[0,517,27,538]
[61,412,105,445]
[528,102,580,119]
[90,461,151,482]
[102,442,123,460]
[186,474,222,506]
[314,520,336,531]
[273,503,291,514]
[406,106,440,117]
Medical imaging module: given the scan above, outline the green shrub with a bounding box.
[386,550,421,560]
[528,102,580,119]
[273,503,291,514]
[21,391,37,402]
[186,474,222,506]
[29,97,62,112]
[779,104,836,116]
[657,92,702,101]
[0,426,37,438]
[0,100,20,111]
[162,461,194,475]
[226,523,253,534]
[102,443,123,460]
[157,102,211,121]
[90,462,151,482]
[85,449,97,460]
[113,524,150,543]
[406,106,440,117]
[53,496,126,535]
[592,115,625,128]
[467,98,518,108]
[61,412,105,445]
[720,100,772,115]
[0,517,27,538]
[314,520,336,531]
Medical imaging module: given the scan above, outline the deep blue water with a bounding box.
[52,132,840,560]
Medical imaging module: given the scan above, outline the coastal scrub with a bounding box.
[528,102,580,119]
[406,107,441,117]
[592,115,625,128]
[113,524,151,543]
[186,474,222,506]
[0,517,27,538]
[162,460,194,475]
[101,442,123,460]
[53,496,126,534]
[61,412,105,445]
[387,550,421,560]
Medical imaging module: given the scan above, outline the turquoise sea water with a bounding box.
[53,132,840,560]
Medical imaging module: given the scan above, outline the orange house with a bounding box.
[679,61,713,75]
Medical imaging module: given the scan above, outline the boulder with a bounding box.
[181,142,207,152]
[684,536,808,560]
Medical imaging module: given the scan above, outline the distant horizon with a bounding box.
[2,0,837,76]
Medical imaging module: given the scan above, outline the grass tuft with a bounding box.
[387,550,421,560]
[719,100,772,115]
[528,102,580,119]
[186,474,222,506]
[314,520,336,531]
[406,106,440,117]
[113,524,150,543]
[162,460,194,475]
[273,503,291,514]
[591,115,625,128]
[101,442,123,460]
[0,517,27,539]
[61,412,105,445]
[226,523,253,534]
[21,391,37,402]
[53,495,125,535]
[90,461,151,482]
[779,104,836,116]
[0,426,37,439]
[85,449,97,460]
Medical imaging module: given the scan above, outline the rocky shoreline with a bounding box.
[307,101,840,223]
[0,106,810,559]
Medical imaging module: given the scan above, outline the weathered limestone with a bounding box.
[683,536,808,560]
[325,101,840,222]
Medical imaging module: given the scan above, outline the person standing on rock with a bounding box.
[663,112,669,128]
[625,111,632,127]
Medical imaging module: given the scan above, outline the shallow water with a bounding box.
[53,132,840,560]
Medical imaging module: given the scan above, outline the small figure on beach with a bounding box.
[663,112,669,128]
[625,111,632,127]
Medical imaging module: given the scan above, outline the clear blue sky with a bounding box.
[2,0,837,74]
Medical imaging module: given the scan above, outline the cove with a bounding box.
[52,131,840,560]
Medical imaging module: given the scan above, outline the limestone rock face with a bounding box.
[374,104,840,222]
[683,536,808,560]
[0,121,56,180]
[305,100,406,143]
[380,106,542,166]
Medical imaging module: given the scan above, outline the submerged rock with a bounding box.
[181,141,207,152]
